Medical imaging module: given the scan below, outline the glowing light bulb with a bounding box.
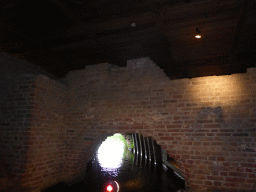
[107,185,113,192]
[195,35,201,38]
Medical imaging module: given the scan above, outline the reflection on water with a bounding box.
[42,147,185,192]
[85,147,185,192]
[42,132,185,192]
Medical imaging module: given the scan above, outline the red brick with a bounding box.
[118,126,129,130]
[187,160,194,164]
[191,156,207,160]
[171,121,183,124]
[193,170,210,174]
[217,157,225,161]
[225,177,245,182]
[249,174,256,178]
[173,95,182,98]
[193,180,203,184]
[181,116,191,120]
[175,137,182,141]
[153,104,166,108]
[154,125,164,129]
[245,168,253,172]
[247,179,256,183]
[206,176,224,181]
[204,181,212,185]
[247,158,256,163]
[249,119,256,123]
[211,171,219,176]
[201,152,211,156]
[143,105,151,109]
[203,124,221,128]
[186,103,198,107]
[220,172,227,176]
[193,142,201,146]
[163,100,177,103]
[241,163,256,168]
[222,162,230,166]
[174,104,185,108]
[167,129,180,132]
[223,182,237,187]
[202,142,210,146]
[181,107,191,111]
[130,126,143,129]
[160,137,174,140]
[166,125,182,128]
[173,116,180,120]
[153,89,165,92]
[191,133,205,137]
[185,120,195,124]
[214,181,221,186]
[229,172,247,177]
[181,155,191,159]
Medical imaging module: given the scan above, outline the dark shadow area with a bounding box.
[41,182,71,192]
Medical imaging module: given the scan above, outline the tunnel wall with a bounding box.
[0,74,37,191]
[66,57,256,192]
[21,75,69,191]
[0,53,68,192]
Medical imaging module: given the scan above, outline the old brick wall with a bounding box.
[66,57,256,192]
[0,74,37,191]
[1,52,255,192]
[20,75,69,191]
[0,53,68,191]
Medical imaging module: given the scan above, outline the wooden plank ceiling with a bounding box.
[0,0,255,78]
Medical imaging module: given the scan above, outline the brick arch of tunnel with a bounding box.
[72,131,185,188]
[83,131,180,168]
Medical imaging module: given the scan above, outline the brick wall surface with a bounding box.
[0,53,68,192]
[66,57,256,192]
[0,74,36,191]
[21,75,68,191]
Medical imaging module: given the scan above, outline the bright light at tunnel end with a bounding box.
[97,134,125,169]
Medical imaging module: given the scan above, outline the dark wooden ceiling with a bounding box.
[0,0,256,79]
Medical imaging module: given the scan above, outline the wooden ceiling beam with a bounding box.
[229,0,250,73]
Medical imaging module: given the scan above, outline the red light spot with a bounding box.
[107,184,113,191]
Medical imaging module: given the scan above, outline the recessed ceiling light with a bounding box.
[195,28,201,38]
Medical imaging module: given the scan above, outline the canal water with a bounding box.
[43,150,185,192]
[82,149,185,192]
[43,134,185,192]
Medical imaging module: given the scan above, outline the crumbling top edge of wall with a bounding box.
[35,74,68,88]
[66,57,160,76]
[0,52,67,84]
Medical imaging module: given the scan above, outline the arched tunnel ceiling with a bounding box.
[0,0,256,78]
